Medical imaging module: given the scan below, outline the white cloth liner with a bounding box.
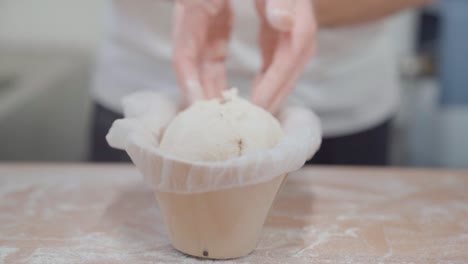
[107,91,322,194]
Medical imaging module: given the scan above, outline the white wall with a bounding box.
[0,1,103,161]
[0,0,106,51]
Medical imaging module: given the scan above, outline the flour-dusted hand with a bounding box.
[173,0,233,104]
[252,0,317,113]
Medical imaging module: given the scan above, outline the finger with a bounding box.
[266,65,300,113]
[201,0,232,98]
[252,0,294,110]
[178,0,224,15]
[173,1,224,102]
[201,34,229,99]
[266,53,309,113]
[253,0,279,94]
[268,0,316,110]
[256,0,279,73]
[201,61,227,98]
[290,0,317,55]
[204,0,226,15]
[266,0,296,32]
[253,0,316,110]
[251,34,293,109]
[201,38,229,99]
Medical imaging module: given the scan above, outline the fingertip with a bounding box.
[204,0,228,15]
[266,0,295,32]
[251,92,267,110]
[267,9,294,32]
[185,79,205,101]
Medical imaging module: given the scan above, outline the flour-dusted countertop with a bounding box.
[0,164,467,264]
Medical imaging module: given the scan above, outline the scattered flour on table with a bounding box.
[0,247,18,263]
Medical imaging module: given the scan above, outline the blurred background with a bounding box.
[0,1,467,168]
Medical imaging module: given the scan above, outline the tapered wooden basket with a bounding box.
[155,174,286,259]
[107,92,321,259]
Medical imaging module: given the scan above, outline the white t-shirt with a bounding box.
[93,0,400,137]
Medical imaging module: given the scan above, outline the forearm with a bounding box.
[314,0,431,28]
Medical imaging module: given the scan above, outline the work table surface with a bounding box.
[0,164,467,264]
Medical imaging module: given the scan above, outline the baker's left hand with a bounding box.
[173,0,233,104]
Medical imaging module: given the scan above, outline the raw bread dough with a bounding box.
[160,90,283,162]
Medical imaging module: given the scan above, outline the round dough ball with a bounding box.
[160,90,283,162]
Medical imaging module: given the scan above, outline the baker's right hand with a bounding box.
[173,0,233,104]
[251,0,317,113]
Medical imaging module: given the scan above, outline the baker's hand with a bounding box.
[252,0,317,113]
[173,0,233,104]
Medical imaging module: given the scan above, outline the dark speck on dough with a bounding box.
[219,97,231,104]
[237,139,244,156]
[203,250,209,257]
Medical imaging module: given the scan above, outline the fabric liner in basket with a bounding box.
[107,91,322,194]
